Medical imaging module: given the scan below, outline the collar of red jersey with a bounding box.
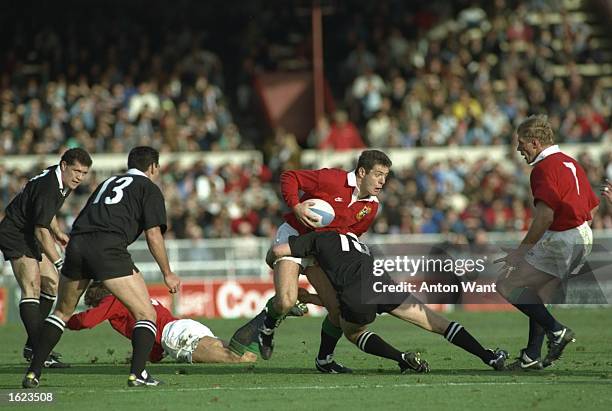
[530,145,561,166]
[347,170,357,187]
[347,170,379,203]
[54,164,69,196]
[127,168,149,178]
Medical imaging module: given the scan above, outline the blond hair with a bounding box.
[517,114,555,145]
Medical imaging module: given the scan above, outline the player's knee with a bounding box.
[275,292,297,313]
[495,279,527,304]
[343,328,363,345]
[495,276,513,298]
[326,310,341,327]
[19,277,41,299]
[344,331,359,344]
[40,275,58,295]
[133,305,157,322]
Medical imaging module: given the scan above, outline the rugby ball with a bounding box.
[308,198,335,227]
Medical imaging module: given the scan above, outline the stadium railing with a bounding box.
[1,230,611,320]
[0,150,263,172]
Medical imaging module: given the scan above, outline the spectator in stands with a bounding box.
[319,110,366,150]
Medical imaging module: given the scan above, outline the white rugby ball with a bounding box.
[308,198,335,227]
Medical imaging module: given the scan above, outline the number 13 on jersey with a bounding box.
[93,177,134,205]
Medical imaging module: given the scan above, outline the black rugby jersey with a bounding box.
[71,169,167,244]
[2,165,70,232]
[289,231,374,288]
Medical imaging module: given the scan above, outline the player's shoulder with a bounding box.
[320,167,347,176]
[535,152,579,174]
[118,173,160,191]
[28,166,59,188]
[552,151,575,162]
[317,168,349,182]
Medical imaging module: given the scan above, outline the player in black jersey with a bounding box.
[0,148,92,368]
[271,231,508,373]
[22,146,181,389]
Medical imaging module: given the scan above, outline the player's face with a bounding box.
[360,164,389,197]
[516,135,538,164]
[61,161,90,190]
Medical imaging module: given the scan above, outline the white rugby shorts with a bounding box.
[161,319,216,363]
[524,222,593,279]
[273,222,314,268]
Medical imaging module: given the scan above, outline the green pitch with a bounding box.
[1,308,612,410]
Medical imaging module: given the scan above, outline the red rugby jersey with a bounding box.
[280,168,379,236]
[66,296,177,362]
[530,147,599,231]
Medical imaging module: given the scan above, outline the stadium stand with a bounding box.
[0,0,611,241]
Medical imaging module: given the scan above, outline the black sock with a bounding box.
[39,292,56,319]
[130,320,156,377]
[445,322,493,364]
[512,289,561,332]
[28,315,65,378]
[26,293,57,350]
[525,317,545,359]
[318,315,342,360]
[20,299,41,350]
[356,331,403,363]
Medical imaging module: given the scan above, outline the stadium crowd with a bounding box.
[1,0,609,155]
[1,0,611,239]
[303,0,610,149]
[1,150,611,241]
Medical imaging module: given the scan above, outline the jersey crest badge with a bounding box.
[356,205,372,221]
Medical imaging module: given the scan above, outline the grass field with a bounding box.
[1,308,612,410]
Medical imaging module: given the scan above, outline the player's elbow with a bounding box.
[34,225,49,239]
[145,226,162,239]
[279,170,295,183]
[145,226,163,247]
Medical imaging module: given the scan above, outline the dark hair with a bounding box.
[84,282,111,307]
[356,150,392,173]
[61,148,92,167]
[127,146,159,171]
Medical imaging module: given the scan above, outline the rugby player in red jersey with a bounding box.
[68,282,256,364]
[231,150,391,373]
[496,115,599,370]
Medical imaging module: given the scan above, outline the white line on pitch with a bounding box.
[49,380,612,394]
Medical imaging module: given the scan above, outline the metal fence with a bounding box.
[2,230,612,283]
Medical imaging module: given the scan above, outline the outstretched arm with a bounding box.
[66,298,117,330]
[494,201,553,267]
